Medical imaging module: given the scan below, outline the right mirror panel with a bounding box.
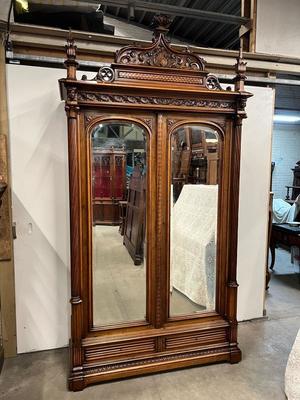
[169,124,220,317]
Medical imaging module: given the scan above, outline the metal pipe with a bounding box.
[8,53,300,86]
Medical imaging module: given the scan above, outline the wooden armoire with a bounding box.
[60,15,252,391]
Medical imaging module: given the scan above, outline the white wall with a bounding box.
[237,86,274,321]
[272,123,300,199]
[6,65,274,352]
[6,65,70,353]
[256,0,300,58]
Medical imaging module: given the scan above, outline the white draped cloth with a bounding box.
[273,196,300,224]
[170,184,218,310]
[285,329,300,400]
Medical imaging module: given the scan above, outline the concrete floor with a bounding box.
[1,248,299,400]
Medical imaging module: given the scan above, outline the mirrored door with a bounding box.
[169,123,221,317]
[90,120,148,327]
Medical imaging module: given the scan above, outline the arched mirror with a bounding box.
[90,120,147,327]
[169,124,220,317]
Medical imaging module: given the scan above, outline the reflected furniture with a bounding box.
[270,223,300,271]
[285,160,300,203]
[118,200,127,236]
[60,15,252,391]
[266,192,273,289]
[123,166,146,265]
[92,147,126,225]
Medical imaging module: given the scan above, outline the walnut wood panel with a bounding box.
[60,16,252,391]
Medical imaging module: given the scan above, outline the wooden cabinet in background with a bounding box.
[92,147,126,225]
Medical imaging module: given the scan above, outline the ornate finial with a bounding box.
[64,29,78,80]
[234,43,247,91]
[150,14,172,40]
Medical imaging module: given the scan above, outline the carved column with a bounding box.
[65,100,84,390]
[227,109,246,363]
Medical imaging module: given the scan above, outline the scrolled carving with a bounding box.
[238,97,247,111]
[140,118,153,130]
[65,104,79,118]
[167,119,176,130]
[84,113,99,125]
[206,74,222,90]
[77,92,234,110]
[67,87,77,102]
[115,20,205,71]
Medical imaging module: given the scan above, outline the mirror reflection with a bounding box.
[170,124,219,317]
[91,121,147,326]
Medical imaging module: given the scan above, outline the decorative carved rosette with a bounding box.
[206,74,222,90]
[97,66,115,83]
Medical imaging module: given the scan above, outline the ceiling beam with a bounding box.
[79,0,249,25]
[193,0,239,45]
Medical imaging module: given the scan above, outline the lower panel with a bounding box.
[69,321,241,391]
[69,344,241,390]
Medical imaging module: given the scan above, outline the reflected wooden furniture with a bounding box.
[118,200,127,236]
[207,152,218,185]
[123,167,146,265]
[92,147,126,225]
[270,223,300,271]
[266,192,273,290]
[60,15,251,391]
[172,127,219,201]
[285,160,300,202]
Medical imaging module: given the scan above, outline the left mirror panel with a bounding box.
[91,121,147,327]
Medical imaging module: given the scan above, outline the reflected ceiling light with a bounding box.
[206,139,218,143]
[273,115,300,123]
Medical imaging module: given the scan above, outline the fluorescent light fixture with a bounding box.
[273,115,300,123]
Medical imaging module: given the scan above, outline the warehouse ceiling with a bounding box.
[11,0,244,50]
[100,0,242,50]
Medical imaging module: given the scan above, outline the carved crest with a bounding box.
[115,15,205,71]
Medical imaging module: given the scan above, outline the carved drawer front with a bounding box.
[165,329,227,351]
[85,338,155,362]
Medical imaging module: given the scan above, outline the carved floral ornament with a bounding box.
[77,92,234,110]
[115,28,206,71]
